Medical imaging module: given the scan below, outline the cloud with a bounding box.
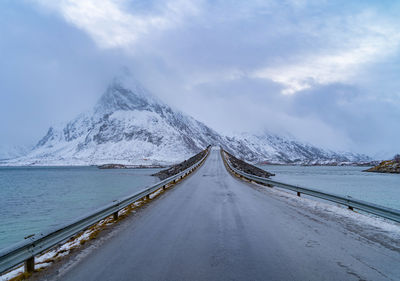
[251,11,400,95]
[32,0,201,49]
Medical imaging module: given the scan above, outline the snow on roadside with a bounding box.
[263,183,400,239]
[0,227,104,281]
[0,267,24,281]
[150,188,163,199]
[0,198,149,281]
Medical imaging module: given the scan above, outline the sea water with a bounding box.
[260,165,400,210]
[0,166,161,250]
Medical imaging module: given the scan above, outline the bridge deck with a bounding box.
[49,147,399,281]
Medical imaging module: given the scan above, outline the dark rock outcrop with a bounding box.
[152,146,210,180]
[98,164,164,169]
[364,158,400,174]
[98,164,128,169]
[224,150,274,178]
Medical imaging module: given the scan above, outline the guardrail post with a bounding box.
[113,211,119,220]
[297,192,301,197]
[25,256,34,273]
[162,185,166,190]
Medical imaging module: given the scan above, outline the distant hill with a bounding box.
[0,145,32,161]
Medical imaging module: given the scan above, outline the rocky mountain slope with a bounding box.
[3,75,370,166]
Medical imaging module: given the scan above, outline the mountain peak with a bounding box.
[94,72,159,114]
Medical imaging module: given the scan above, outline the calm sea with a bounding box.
[260,165,400,210]
[0,166,161,250]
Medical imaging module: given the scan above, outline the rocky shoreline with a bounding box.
[152,146,210,180]
[98,164,165,169]
[364,159,400,174]
[224,150,275,178]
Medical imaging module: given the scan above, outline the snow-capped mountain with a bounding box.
[222,133,370,164]
[4,74,370,166]
[6,75,223,166]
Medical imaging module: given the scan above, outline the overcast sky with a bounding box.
[1,0,399,158]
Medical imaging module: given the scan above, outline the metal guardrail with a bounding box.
[0,148,210,275]
[221,149,400,223]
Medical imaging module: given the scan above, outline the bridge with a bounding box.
[1,147,399,280]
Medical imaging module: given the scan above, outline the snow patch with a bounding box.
[265,184,400,239]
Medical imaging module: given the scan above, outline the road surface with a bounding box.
[53,147,399,281]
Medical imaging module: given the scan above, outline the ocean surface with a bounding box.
[260,165,400,210]
[0,166,161,251]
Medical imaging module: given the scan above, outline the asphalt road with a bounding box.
[56,147,399,281]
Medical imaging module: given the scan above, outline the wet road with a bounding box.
[57,147,400,281]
